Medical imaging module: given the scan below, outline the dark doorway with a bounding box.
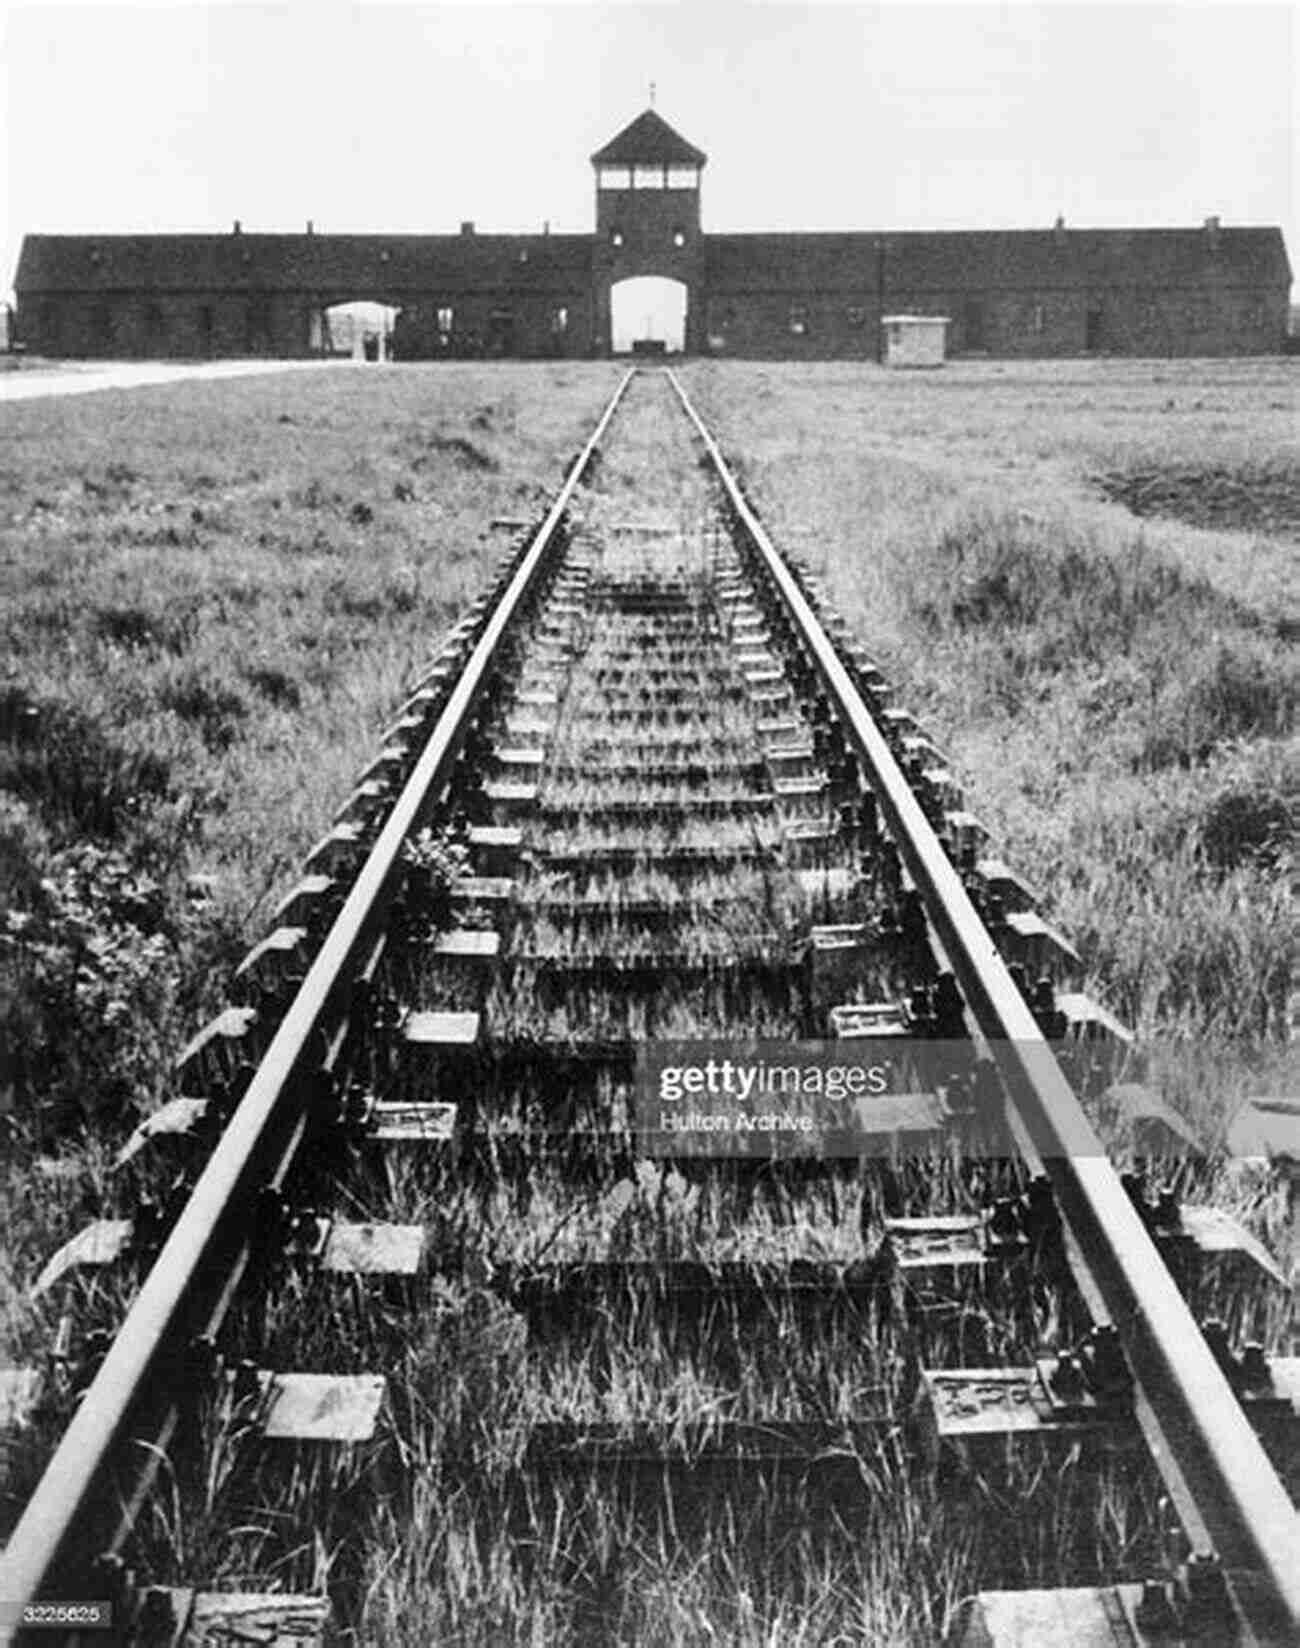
[198,306,215,356]
[488,310,517,357]
[963,298,986,352]
[1085,304,1104,352]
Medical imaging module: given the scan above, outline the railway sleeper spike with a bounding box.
[248,1185,426,1277]
[919,1344,1298,1484]
[334,1088,458,1147]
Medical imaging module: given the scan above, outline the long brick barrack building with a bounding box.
[12,108,1292,361]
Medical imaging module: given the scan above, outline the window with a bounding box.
[847,306,866,330]
[633,166,665,189]
[1085,304,1103,351]
[437,307,454,335]
[551,306,568,334]
[667,167,698,190]
[611,229,624,248]
[672,228,686,248]
[1032,304,1045,334]
[598,167,631,190]
[788,303,808,336]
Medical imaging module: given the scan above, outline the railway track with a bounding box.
[0,368,1295,1645]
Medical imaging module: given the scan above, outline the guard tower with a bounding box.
[591,108,707,354]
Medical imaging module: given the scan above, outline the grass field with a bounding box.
[683,358,1297,1151]
[1,356,1294,1642]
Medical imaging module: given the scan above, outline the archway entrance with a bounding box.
[317,300,400,360]
[610,277,687,355]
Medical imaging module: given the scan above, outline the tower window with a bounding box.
[672,228,686,248]
[437,307,453,335]
[1032,304,1045,333]
[633,165,665,189]
[611,230,624,248]
[847,306,866,329]
[667,167,698,189]
[788,303,808,337]
[551,306,568,334]
[598,167,631,190]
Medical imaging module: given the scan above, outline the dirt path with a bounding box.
[0,357,362,403]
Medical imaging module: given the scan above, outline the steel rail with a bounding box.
[667,367,1299,1640]
[0,368,636,1643]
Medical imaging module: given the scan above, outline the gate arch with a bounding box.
[609,276,688,355]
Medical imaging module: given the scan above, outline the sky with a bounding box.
[2,2,1295,306]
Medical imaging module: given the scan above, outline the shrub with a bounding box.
[0,684,172,840]
[1,838,180,1129]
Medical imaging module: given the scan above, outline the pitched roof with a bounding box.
[704,228,1292,293]
[14,233,594,295]
[591,109,706,168]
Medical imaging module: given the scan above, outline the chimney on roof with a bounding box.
[543,220,550,237]
[1053,215,1066,245]
[1204,214,1221,248]
[460,220,475,237]
[306,219,314,236]
[232,219,242,236]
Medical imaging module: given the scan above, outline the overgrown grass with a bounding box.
[0,365,619,1136]
[685,359,1297,1142]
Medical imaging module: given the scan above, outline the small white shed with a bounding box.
[881,314,949,368]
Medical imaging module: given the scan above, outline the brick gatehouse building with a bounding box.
[12,108,1292,360]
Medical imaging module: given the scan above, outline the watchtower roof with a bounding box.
[591,109,706,168]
